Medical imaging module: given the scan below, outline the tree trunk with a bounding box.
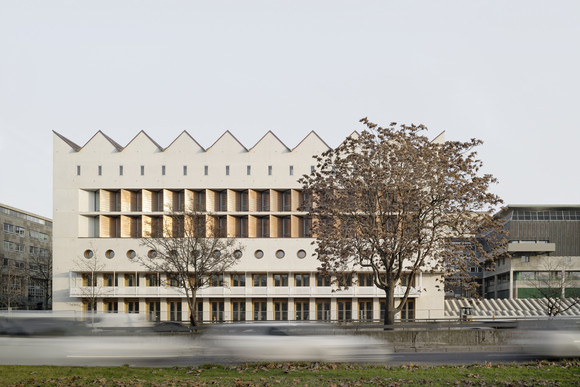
[189,291,197,327]
[383,284,396,328]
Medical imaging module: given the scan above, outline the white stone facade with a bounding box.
[52,130,445,323]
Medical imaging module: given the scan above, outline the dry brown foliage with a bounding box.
[300,118,507,324]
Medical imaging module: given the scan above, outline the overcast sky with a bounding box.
[1,1,578,219]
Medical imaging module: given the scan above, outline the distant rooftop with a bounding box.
[0,203,52,227]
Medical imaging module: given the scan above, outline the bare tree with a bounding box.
[28,249,53,309]
[525,257,580,317]
[138,209,241,327]
[74,249,105,321]
[300,118,506,325]
[0,258,28,310]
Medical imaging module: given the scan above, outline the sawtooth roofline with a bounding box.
[53,128,446,153]
[53,130,335,153]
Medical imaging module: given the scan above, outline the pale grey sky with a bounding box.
[1,1,578,219]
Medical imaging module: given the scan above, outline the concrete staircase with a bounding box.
[445,298,580,318]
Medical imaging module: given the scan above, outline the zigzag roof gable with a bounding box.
[123,130,164,153]
[250,131,290,153]
[292,131,331,153]
[165,131,205,153]
[207,131,248,153]
[53,131,81,152]
[81,131,123,152]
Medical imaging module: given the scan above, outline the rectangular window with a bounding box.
[240,191,249,211]
[148,301,161,322]
[260,191,270,211]
[204,165,208,175]
[517,271,535,280]
[140,165,145,176]
[401,299,415,322]
[359,300,373,321]
[225,165,230,176]
[3,223,14,234]
[311,165,315,173]
[77,165,81,176]
[295,300,309,321]
[253,300,267,321]
[358,273,374,287]
[316,274,330,287]
[162,165,166,175]
[98,165,102,176]
[216,191,226,211]
[338,300,352,321]
[274,300,288,321]
[3,241,24,253]
[126,299,139,314]
[168,274,180,287]
[274,274,288,287]
[125,274,137,287]
[268,165,272,175]
[232,274,246,287]
[211,300,224,322]
[15,226,26,237]
[337,274,352,287]
[289,165,294,176]
[316,300,331,321]
[253,274,267,287]
[104,273,118,287]
[168,300,182,321]
[521,256,530,263]
[104,299,118,313]
[119,165,123,176]
[183,165,187,176]
[210,274,224,287]
[146,274,159,287]
[247,165,251,175]
[295,273,310,287]
[232,300,246,322]
[282,191,291,211]
[82,273,97,287]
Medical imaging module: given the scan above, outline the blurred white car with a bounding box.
[515,320,580,358]
[200,322,391,362]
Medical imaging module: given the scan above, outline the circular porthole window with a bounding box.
[297,250,307,259]
[254,250,264,259]
[84,249,94,259]
[213,250,221,258]
[105,250,115,259]
[126,250,136,259]
[275,249,285,259]
[234,250,243,259]
[148,250,158,259]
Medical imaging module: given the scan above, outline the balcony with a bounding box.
[507,242,556,254]
[70,285,422,298]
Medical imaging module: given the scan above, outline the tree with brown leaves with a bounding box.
[300,118,506,325]
[138,209,241,327]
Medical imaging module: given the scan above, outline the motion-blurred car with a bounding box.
[514,319,580,358]
[200,322,391,362]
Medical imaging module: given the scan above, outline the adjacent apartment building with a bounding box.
[1,203,52,310]
[52,130,445,322]
[484,205,580,299]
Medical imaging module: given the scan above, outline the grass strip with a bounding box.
[1,360,579,386]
